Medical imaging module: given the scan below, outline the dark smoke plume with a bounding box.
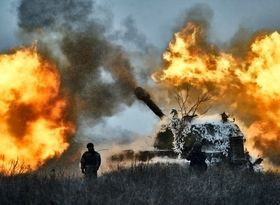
[183,3,213,30]
[18,0,137,121]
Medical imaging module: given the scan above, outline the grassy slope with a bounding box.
[0,163,280,205]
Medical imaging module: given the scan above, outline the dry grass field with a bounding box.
[0,163,280,205]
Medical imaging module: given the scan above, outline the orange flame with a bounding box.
[0,46,75,174]
[153,22,280,170]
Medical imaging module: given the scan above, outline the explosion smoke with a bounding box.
[18,0,137,121]
[152,17,280,169]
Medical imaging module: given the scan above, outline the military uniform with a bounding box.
[81,144,101,179]
[186,142,207,171]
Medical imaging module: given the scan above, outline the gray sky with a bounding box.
[1,0,280,141]
[0,0,19,50]
[103,0,280,48]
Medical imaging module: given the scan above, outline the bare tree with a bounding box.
[174,86,190,117]
[174,88,211,119]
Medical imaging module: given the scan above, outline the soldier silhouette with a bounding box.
[80,143,101,179]
[186,141,207,172]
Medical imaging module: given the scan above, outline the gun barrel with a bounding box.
[134,87,165,119]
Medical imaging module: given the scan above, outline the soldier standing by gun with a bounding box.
[186,141,207,172]
[81,143,101,179]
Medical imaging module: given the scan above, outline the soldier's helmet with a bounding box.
[87,143,94,149]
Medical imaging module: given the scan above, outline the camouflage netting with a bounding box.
[169,112,244,156]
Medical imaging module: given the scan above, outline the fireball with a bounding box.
[153,22,280,170]
[0,46,75,174]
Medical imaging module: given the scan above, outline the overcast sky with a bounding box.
[1,0,280,142]
[2,0,280,50]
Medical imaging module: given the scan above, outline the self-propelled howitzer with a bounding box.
[134,87,262,169]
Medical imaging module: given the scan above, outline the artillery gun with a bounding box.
[134,87,262,169]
